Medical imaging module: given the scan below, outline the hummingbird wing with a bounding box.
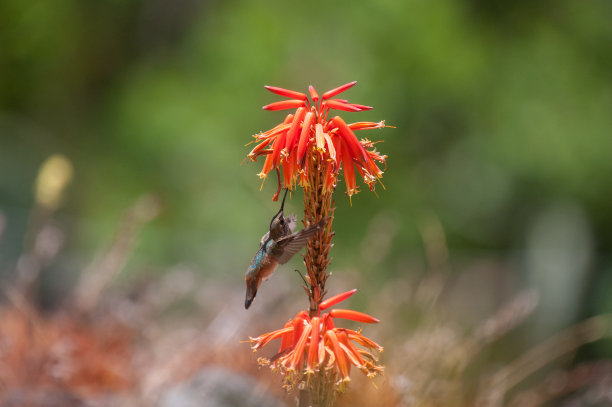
[259,231,270,248]
[274,217,329,265]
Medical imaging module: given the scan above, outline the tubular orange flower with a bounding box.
[348,121,387,131]
[264,85,308,100]
[322,99,362,112]
[332,116,369,166]
[307,316,320,373]
[319,289,357,311]
[329,309,380,324]
[289,323,312,370]
[297,112,315,164]
[286,107,306,149]
[262,99,306,111]
[321,81,357,100]
[308,85,319,102]
[246,82,388,199]
[340,138,358,198]
[248,290,383,390]
[326,330,350,381]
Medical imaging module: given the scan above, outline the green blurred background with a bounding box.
[1,0,611,355]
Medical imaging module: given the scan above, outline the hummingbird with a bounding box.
[245,189,329,309]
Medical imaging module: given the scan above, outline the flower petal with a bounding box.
[322,81,357,100]
[348,121,386,131]
[291,311,310,341]
[323,99,361,112]
[282,113,295,124]
[318,334,327,366]
[285,107,306,150]
[283,149,298,189]
[250,326,294,350]
[264,85,308,100]
[346,330,384,352]
[340,138,357,197]
[307,316,320,372]
[325,344,336,369]
[256,124,291,142]
[258,151,274,179]
[289,322,312,369]
[333,116,369,166]
[325,330,350,380]
[330,309,379,324]
[322,313,335,332]
[323,133,336,163]
[247,137,274,160]
[279,321,295,352]
[338,339,362,368]
[330,133,342,168]
[269,129,288,168]
[319,289,357,311]
[308,85,319,102]
[337,329,366,367]
[322,159,336,193]
[297,111,315,165]
[263,100,306,111]
[315,123,326,152]
[349,103,373,111]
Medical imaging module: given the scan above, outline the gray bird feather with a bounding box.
[273,217,329,264]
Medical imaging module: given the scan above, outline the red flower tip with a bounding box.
[322,81,358,100]
[349,103,373,111]
[308,85,319,102]
[262,100,306,111]
[320,289,358,311]
[348,121,387,131]
[323,99,362,112]
[264,85,308,100]
[329,309,380,324]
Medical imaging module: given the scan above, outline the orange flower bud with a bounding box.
[319,289,357,311]
[296,111,315,165]
[322,81,357,100]
[308,85,319,102]
[264,85,308,100]
[262,99,306,111]
[330,309,379,324]
[324,99,362,112]
[285,107,306,150]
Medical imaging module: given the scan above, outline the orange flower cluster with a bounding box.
[246,82,387,199]
[249,290,383,388]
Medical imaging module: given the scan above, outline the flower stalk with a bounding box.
[245,82,388,405]
[303,153,335,317]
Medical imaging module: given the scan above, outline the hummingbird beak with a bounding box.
[279,188,288,212]
[270,188,289,230]
[245,283,257,309]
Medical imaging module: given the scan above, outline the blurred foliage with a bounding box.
[1,0,611,353]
